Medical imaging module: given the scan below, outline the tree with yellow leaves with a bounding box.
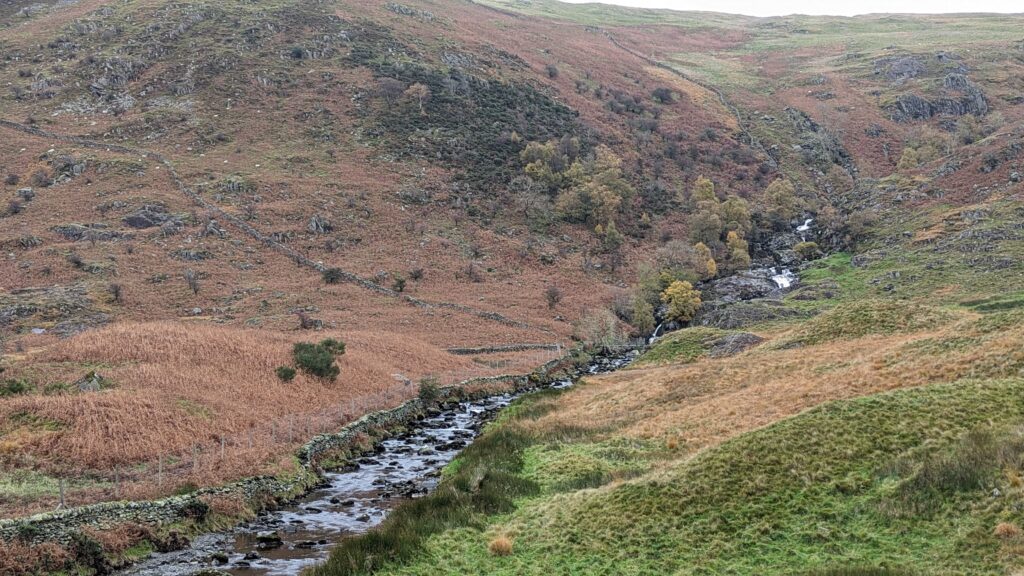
[661,280,702,323]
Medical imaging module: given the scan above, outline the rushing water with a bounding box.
[120,352,637,576]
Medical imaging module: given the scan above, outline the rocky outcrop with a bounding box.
[123,204,175,229]
[694,300,806,329]
[888,73,988,122]
[704,270,781,303]
[708,333,764,358]
[785,107,856,175]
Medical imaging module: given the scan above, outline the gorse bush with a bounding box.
[293,339,346,380]
[418,376,440,403]
[1,379,30,397]
[275,366,296,382]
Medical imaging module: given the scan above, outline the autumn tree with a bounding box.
[764,178,799,225]
[555,145,633,226]
[693,242,717,279]
[725,231,751,272]
[631,295,656,335]
[661,280,702,323]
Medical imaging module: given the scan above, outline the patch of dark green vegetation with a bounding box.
[292,338,346,380]
[880,426,1024,517]
[347,23,585,194]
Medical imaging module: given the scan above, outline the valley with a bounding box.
[1,0,1023,574]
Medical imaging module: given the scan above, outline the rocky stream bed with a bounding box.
[117,353,638,576]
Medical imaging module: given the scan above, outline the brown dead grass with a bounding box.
[536,315,1024,457]
[0,539,70,575]
[0,321,554,516]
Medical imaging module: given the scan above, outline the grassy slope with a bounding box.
[317,370,1024,575]
[313,181,1024,574]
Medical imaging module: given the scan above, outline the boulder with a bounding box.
[255,530,283,549]
[708,333,765,358]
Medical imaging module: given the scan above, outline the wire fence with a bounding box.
[42,346,568,511]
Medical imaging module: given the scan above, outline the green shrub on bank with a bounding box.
[293,339,345,380]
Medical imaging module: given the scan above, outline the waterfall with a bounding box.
[770,267,796,289]
[796,218,814,241]
[647,319,663,342]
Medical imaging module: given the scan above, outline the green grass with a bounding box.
[634,327,724,367]
[345,377,1024,576]
[776,299,953,347]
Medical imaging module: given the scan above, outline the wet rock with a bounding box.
[255,530,283,549]
[708,333,765,358]
[191,570,233,576]
[17,188,35,201]
[243,551,261,560]
[210,551,229,564]
[355,514,371,522]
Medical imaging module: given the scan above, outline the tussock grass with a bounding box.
[777,299,952,347]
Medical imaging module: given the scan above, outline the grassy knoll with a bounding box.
[631,327,724,367]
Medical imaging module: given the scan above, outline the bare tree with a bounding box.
[404,83,432,115]
[184,269,200,295]
[378,78,407,109]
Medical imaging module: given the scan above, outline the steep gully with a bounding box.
[118,353,639,576]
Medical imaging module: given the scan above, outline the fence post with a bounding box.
[220,437,225,461]
[158,455,163,487]
[58,478,65,509]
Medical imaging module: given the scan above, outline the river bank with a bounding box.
[0,348,633,575]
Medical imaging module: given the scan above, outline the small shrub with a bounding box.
[4,174,19,185]
[70,531,108,575]
[322,267,345,284]
[794,241,821,260]
[7,200,22,215]
[545,64,559,79]
[409,267,424,281]
[173,482,199,496]
[392,275,406,293]
[293,339,345,380]
[108,283,123,303]
[275,366,296,382]
[1,379,30,397]
[181,498,210,520]
[488,536,513,556]
[544,285,562,309]
[184,269,200,295]
[418,377,440,403]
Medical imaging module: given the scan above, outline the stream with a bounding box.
[119,352,637,576]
